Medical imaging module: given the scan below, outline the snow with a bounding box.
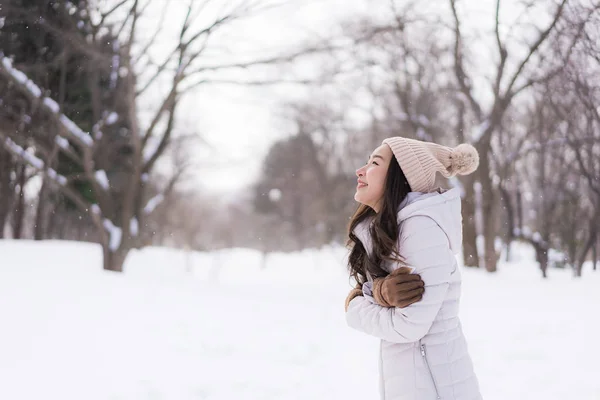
[110,41,120,89]
[2,56,43,98]
[106,112,118,125]
[47,168,68,186]
[44,97,60,113]
[59,115,93,147]
[2,57,27,84]
[472,119,490,142]
[5,138,44,169]
[92,123,103,140]
[90,204,101,215]
[102,219,122,251]
[4,140,67,186]
[268,188,282,202]
[0,17,5,29]
[0,241,598,400]
[25,80,42,97]
[143,194,164,214]
[130,218,139,237]
[141,173,149,182]
[94,170,110,190]
[55,136,69,149]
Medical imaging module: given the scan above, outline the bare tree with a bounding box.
[442,0,600,271]
[0,0,302,271]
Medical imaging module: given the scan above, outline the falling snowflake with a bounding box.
[268,188,282,202]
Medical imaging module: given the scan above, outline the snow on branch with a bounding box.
[59,115,93,147]
[92,111,119,140]
[110,41,120,89]
[106,112,118,125]
[102,218,123,252]
[43,97,60,113]
[5,137,43,169]
[130,218,139,237]
[47,168,68,186]
[94,170,110,190]
[472,119,490,142]
[90,204,101,216]
[2,137,68,186]
[55,136,70,150]
[0,54,93,148]
[143,193,164,214]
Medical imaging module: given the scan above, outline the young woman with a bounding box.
[344,137,483,400]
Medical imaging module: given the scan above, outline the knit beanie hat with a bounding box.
[382,137,479,193]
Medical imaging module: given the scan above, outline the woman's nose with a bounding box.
[356,166,364,177]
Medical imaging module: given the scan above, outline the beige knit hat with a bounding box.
[382,137,479,193]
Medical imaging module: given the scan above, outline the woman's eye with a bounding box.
[372,161,379,166]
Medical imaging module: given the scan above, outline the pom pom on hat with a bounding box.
[449,143,479,175]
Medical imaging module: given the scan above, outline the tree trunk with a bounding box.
[461,177,480,268]
[574,262,583,278]
[103,246,129,272]
[499,184,514,262]
[0,196,10,239]
[576,230,597,278]
[12,165,27,239]
[535,244,548,279]
[0,148,14,239]
[34,179,48,240]
[47,204,58,239]
[516,188,523,232]
[592,238,597,271]
[479,148,498,272]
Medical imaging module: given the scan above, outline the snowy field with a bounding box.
[0,240,599,400]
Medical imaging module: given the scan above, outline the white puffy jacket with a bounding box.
[346,188,482,400]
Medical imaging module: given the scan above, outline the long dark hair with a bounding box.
[347,154,412,285]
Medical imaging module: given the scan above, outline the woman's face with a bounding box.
[354,144,392,212]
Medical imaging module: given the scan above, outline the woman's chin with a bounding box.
[354,192,366,203]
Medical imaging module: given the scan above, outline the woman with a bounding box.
[344,136,483,400]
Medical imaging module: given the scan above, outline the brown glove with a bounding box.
[372,267,424,308]
[344,287,363,312]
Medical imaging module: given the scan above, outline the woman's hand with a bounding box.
[373,267,424,308]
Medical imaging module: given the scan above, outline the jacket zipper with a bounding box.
[420,343,441,400]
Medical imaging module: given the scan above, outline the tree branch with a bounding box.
[132,0,171,66]
[143,98,177,174]
[493,0,508,99]
[504,0,567,95]
[0,55,94,149]
[449,0,482,120]
[0,133,103,232]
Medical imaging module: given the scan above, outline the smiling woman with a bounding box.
[345,136,482,400]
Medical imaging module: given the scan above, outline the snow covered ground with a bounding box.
[0,240,599,400]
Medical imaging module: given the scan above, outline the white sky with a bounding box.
[138,0,540,195]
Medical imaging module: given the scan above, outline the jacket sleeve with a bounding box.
[345,215,455,343]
